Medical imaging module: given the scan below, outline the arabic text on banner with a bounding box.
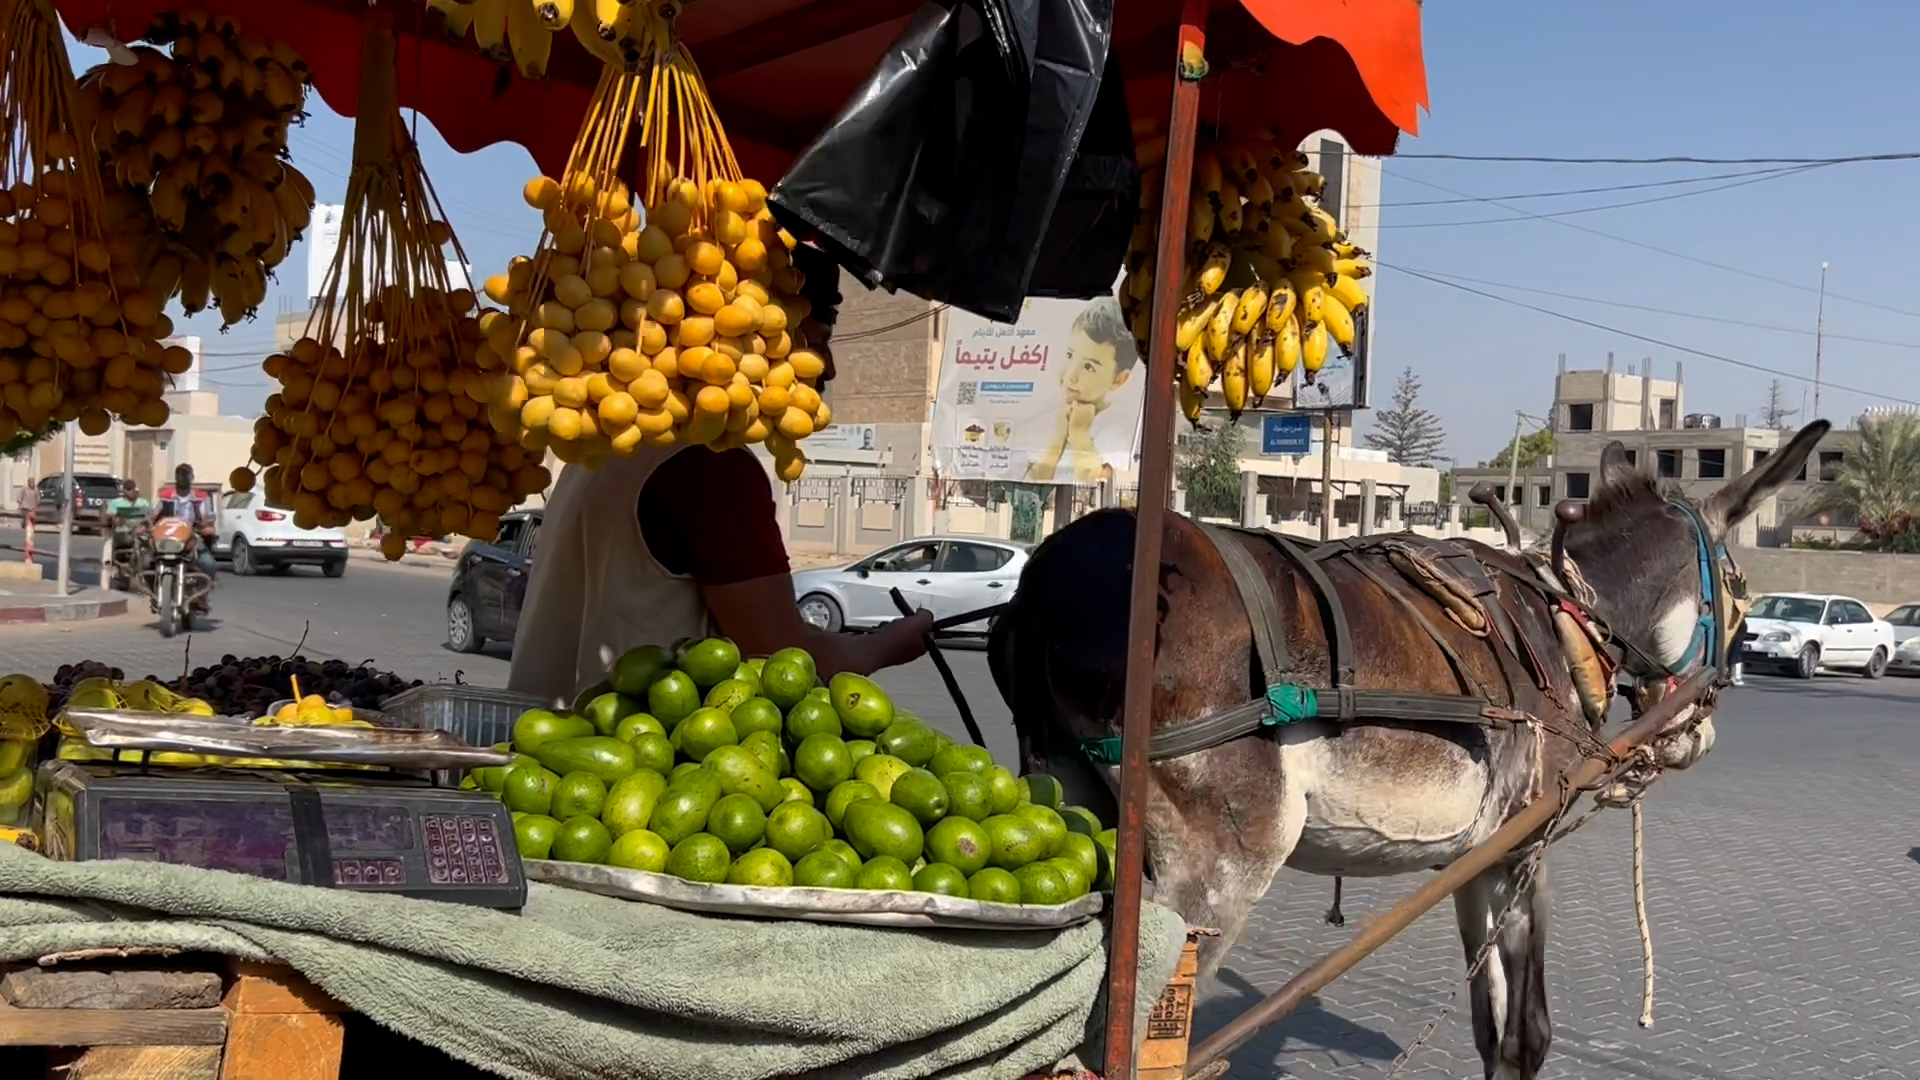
[931,286,1145,485]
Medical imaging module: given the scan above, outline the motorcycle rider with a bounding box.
[103,479,149,590]
[148,464,217,614]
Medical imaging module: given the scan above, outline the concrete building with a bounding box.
[2,384,256,512]
[1453,355,1857,547]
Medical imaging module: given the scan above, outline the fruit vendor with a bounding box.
[509,243,934,705]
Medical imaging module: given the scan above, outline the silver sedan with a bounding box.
[1886,603,1920,673]
[792,537,1029,636]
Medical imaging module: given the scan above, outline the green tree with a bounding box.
[1484,429,1555,469]
[1177,421,1245,520]
[1810,415,1920,550]
[2,417,59,459]
[1364,368,1447,465]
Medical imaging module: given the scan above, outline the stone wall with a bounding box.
[823,270,936,425]
[1736,547,1920,607]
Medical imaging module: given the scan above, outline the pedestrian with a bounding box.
[507,242,934,705]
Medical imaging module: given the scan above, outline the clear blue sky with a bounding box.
[77,1,1920,464]
[1369,0,1920,463]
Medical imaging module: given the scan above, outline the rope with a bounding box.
[1633,801,1655,1028]
[1380,745,1657,1079]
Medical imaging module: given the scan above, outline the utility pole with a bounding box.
[1503,411,1526,516]
[1319,410,1337,541]
[56,422,73,596]
[1813,261,1829,419]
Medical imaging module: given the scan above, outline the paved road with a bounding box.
[0,568,1914,1079]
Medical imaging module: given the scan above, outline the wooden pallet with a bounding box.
[0,954,344,1079]
[0,935,1200,1080]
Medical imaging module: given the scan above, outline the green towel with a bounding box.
[0,843,1185,1079]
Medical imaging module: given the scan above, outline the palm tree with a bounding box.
[1811,414,1920,549]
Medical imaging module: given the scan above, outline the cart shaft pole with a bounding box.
[1104,2,1210,1076]
[1186,668,1719,1073]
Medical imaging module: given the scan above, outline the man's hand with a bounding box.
[705,575,931,677]
[873,609,935,670]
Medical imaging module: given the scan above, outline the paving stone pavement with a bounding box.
[1199,676,1920,1080]
[2,570,1916,1079]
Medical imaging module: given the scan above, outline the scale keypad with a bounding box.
[422,814,509,885]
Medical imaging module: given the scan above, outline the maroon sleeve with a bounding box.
[637,448,792,586]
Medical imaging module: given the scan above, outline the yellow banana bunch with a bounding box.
[1193,242,1230,297]
[1175,294,1221,352]
[429,0,480,39]
[1220,335,1249,414]
[1302,319,1331,376]
[73,19,314,327]
[1320,291,1357,354]
[472,0,510,59]
[1249,328,1277,401]
[1328,271,1369,315]
[1205,289,1238,361]
[1277,310,1302,377]
[506,0,556,78]
[1231,283,1268,336]
[1118,119,1370,420]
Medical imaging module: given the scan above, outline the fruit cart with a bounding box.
[0,1,1669,1078]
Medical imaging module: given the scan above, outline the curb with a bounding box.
[0,595,129,625]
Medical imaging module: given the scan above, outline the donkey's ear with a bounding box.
[1599,441,1637,490]
[1703,420,1831,536]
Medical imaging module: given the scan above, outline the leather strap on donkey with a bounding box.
[1081,524,1535,765]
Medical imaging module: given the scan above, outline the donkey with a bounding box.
[989,421,1829,1079]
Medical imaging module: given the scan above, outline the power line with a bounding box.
[1387,151,1920,166]
[835,305,948,342]
[1356,165,1811,208]
[1384,266,1920,351]
[1379,167,1920,320]
[1376,260,1917,407]
[1390,261,1920,349]
[1383,164,1827,228]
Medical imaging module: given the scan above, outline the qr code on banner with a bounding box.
[957,382,978,405]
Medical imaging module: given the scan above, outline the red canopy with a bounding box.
[56,0,1426,180]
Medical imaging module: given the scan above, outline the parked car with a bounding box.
[447,509,543,653]
[1738,592,1896,679]
[211,488,349,577]
[1882,602,1920,674]
[34,474,122,534]
[792,537,1029,637]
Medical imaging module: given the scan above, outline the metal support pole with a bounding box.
[1186,667,1719,1073]
[1318,411,1336,540]
[1503,410,1525,521]
[1812,261,1828,418]
[1104,2,1209,1075]
[56,422,74,596]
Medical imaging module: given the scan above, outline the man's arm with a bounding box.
[704,575,931,678]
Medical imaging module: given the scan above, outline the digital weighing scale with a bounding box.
[36,760,526,910]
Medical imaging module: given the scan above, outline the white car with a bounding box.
[793,537,1029,637]
[210,489,349,577]
[1738,593,1895,680]
[1882,603,1920,674]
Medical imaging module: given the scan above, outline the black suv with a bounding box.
[446,509,543,654]
[35,474,123,534]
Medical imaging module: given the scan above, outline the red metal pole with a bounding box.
[1104,2,1209,1076]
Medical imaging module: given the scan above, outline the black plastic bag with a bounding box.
[769,0,1135,323]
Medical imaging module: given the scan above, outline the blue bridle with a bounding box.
[1662,499,1738,681]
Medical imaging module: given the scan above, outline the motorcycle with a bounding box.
[139,517,213,638]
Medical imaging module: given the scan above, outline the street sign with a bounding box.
[1261,414,1313,456]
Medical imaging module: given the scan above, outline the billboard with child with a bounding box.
[931,285,1146,484]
